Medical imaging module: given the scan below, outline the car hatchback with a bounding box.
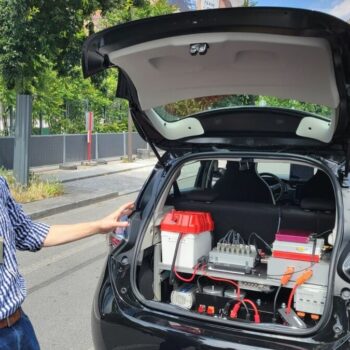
[82,7,350,350]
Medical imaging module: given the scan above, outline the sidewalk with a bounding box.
[23,157,157,219]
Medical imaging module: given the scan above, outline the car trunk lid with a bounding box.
[82,7,350,152]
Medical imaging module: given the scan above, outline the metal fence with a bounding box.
[0,132,148,169]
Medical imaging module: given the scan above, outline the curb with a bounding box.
[59,164,154,183]
[28,188,140,220]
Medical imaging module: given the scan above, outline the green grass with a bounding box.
[0,168,64,203]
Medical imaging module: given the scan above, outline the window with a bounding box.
[153,95,333,122]
[176,161,201,191]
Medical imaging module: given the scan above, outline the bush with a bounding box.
[0,168,64,203]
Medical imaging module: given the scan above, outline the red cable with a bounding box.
[174,263,241,298]
[174,263,200,283]
[174,263,259,322]
[286,269,313,314]
[242,299,259,315]
[287,285,298,314]
[231,298,260,323]
[172,233,199,283]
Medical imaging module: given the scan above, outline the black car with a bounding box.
[83,7,350,350]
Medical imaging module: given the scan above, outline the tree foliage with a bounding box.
[0,0,106,93]
[0,0,176,135]
[159,94,332,119]
[256,96,332,119]
[103,0,175,25]
[162,95,257,118]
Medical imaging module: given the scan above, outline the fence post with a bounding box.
[62,133,66,164]
[123,131,126,157]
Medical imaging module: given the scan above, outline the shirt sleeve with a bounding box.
[2,177,50,251]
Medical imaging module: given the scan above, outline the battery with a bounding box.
[161,210,213,268]
[272,239,324,262]
[275,229,312,244]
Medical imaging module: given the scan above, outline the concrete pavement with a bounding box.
[19,193,138,350]
[23,157,156,219]
[16,158,156,349]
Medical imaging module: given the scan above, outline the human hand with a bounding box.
[97,201,135,233]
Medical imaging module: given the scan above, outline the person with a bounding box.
[0,176,134,349]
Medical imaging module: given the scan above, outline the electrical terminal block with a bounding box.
[239,281,274,293]
[216,243,253,255]
[208,244,258,272]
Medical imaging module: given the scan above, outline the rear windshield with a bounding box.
[153,95,334,122]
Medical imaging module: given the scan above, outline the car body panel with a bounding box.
[104,32,338,110]
[82,7,350,148]
[90,151,350,349]
[83,8,350,350]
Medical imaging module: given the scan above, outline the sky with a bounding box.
[256,0,350,20]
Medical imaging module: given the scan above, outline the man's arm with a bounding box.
[43,202,134,247]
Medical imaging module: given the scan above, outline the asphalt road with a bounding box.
[18,193,138,350]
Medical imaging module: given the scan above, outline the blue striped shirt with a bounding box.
[0,176,49,319]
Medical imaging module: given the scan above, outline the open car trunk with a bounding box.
[82,7,349,339]
[132,153,339,334]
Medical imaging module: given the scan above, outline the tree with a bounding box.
[0,1,109,93]
[0,0,111,184]
[103,0,176,27]
[0,77,16,136]
[242,0,257,6]
[256,96,332,119]
[0,0,177,149]
[159,95,257,118]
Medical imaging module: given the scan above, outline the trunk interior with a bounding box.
[134,155,337,332]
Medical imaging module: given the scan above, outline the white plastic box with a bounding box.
[160,210,214,269]
[295,285,327,315]
[161,230,212,268]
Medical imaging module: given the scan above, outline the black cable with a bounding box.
[254,232,273,252]
[169,233,183,285]
[310,236,317,268]
[272,285,282,323]
[248,232,272,253]
[223,300,233,316]
[312,229,332,239]
[268,263,316,277]
[241,300,250,319]
[197,275,204,293]
[276,206,282,235]
[224,300,250,320]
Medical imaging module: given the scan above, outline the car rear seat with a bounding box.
[170,191,335,246]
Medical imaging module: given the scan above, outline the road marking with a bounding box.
[27,252,105,294]
[20,237,106,276]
